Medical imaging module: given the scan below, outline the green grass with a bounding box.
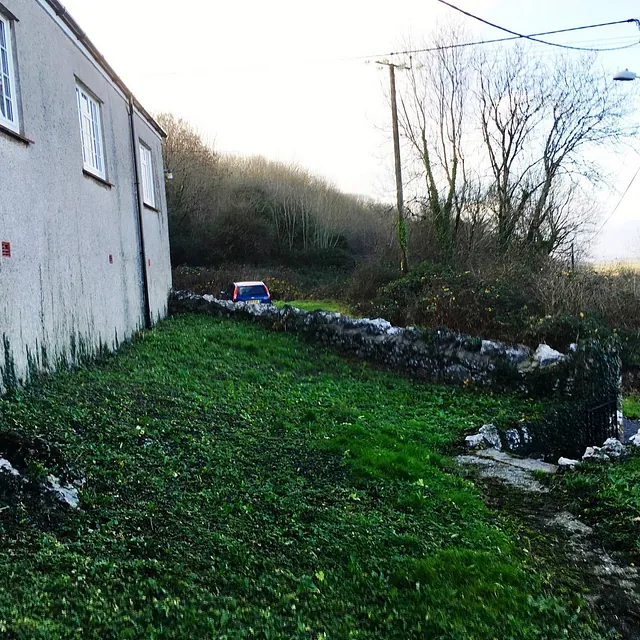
[274,299,352,314]
[0,315,608,638]
[623,394,640,419]
[558,454,640,559]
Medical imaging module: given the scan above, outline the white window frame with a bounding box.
[76,83,106,180]
[0,13,19,133]
[139,142,156,208]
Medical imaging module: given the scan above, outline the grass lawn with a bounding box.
[0,315,610,638]
[274,299,352,315]
[623,394,640,419]
[558,455,640,560]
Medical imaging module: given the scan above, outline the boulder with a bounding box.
[582,446,610,463]
[602,437,626,460]
[0,458,20,478]
[504,428,521,451]
[45,475,80,509]
[478,424,502,450]
[558,457,580,469]
[533,344,567,367]
[465,433,485,449]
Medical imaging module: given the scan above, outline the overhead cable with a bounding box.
[435,0,640,52]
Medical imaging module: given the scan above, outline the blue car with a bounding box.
[221,281,272,304]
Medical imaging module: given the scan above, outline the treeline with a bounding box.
[396,30,638,269]
[157,114,393,268]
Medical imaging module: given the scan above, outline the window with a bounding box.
[139,142,156,208]
[0,14,19,132]
[76,84,105,179]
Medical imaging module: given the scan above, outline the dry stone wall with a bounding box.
[170,291,571,393]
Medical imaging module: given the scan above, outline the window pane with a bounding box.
[140,145,155,206]
[76,86,106,178]
[0,18,16,126]
[0,72,5,119]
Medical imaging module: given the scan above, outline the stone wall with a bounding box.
[170,291,573,392]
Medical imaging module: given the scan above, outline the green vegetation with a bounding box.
[623,394,640,419]
[175,261,640,374]
[0,315,609,638]
[159,115,390,269]
[274,299,351,314]
[557,455,640,560]
[360,262,640,358]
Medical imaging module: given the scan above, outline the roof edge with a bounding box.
[43,0,166,138]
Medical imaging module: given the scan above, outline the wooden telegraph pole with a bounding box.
[377,60,409,274]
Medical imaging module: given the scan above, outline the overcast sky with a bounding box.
[61,0,640,262]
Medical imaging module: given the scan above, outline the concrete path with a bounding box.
[456,449,556,493]
[475,448,558,473]
[622,417,640,443]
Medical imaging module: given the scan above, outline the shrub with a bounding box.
[364,262,535,342]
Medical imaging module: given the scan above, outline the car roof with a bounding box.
[234,281,266,287]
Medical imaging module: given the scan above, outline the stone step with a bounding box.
[475,449,558,474]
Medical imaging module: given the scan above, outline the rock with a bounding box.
[0,457,20,478]
[548,511,592,536]
[504,428,521,451]
[444,364,473,383]
[45,475,80,509]
[465,433,486,449]
[582,446,610,463]
[478,423,502,450]
[558,457,580,469]
[630,429,640,447]
[455,454,495,466]
[602,437,626,460]
[480,340,531,363]
[533,344,567,367]
[475,448,558,474]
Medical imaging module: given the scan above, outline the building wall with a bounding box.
[0,0,172,392]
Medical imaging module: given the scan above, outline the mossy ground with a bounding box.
[623,394,640,419]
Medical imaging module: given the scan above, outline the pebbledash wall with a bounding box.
[0,0,172,392]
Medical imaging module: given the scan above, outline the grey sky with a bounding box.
[61,0,640,261]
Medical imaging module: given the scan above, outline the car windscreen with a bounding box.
[237,285,268,297]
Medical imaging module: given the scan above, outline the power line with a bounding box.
[358,19,640,60]
[436,0,640,52]
[597,166,640,234]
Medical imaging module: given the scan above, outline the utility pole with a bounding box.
[571,242,575,271]
[377,60,409,274]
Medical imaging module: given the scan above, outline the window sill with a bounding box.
[143,203,161,213]
[0,123,33,145]
[83,169,114,188]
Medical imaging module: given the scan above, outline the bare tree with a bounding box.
[477,47,547,249]
[398,26,475,260]
[398,31,638,263]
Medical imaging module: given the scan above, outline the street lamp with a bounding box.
[614,69,639,81]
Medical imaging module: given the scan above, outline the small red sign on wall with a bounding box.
[109,254,113,264]
[1,242,11,258]
[148,259,151,267]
